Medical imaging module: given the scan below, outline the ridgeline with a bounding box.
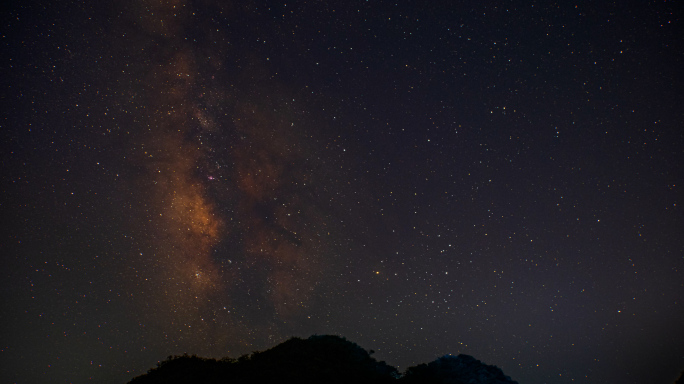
[128,335,518,384]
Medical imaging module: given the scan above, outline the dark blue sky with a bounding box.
[2,1,682,383]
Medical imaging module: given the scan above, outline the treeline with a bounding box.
[128,335,518,384]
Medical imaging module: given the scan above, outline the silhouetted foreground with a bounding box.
[128,335,518,384]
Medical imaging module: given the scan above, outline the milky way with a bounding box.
[110,0,340,347]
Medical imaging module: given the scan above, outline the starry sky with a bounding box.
[2,1,683,383]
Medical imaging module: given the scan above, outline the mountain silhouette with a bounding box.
[401,354,518,384]
[128,335,518,384]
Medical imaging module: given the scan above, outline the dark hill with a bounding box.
[127,335,518,384]
[401,354,518,384]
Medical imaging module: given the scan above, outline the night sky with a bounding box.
[2,1,683,383]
